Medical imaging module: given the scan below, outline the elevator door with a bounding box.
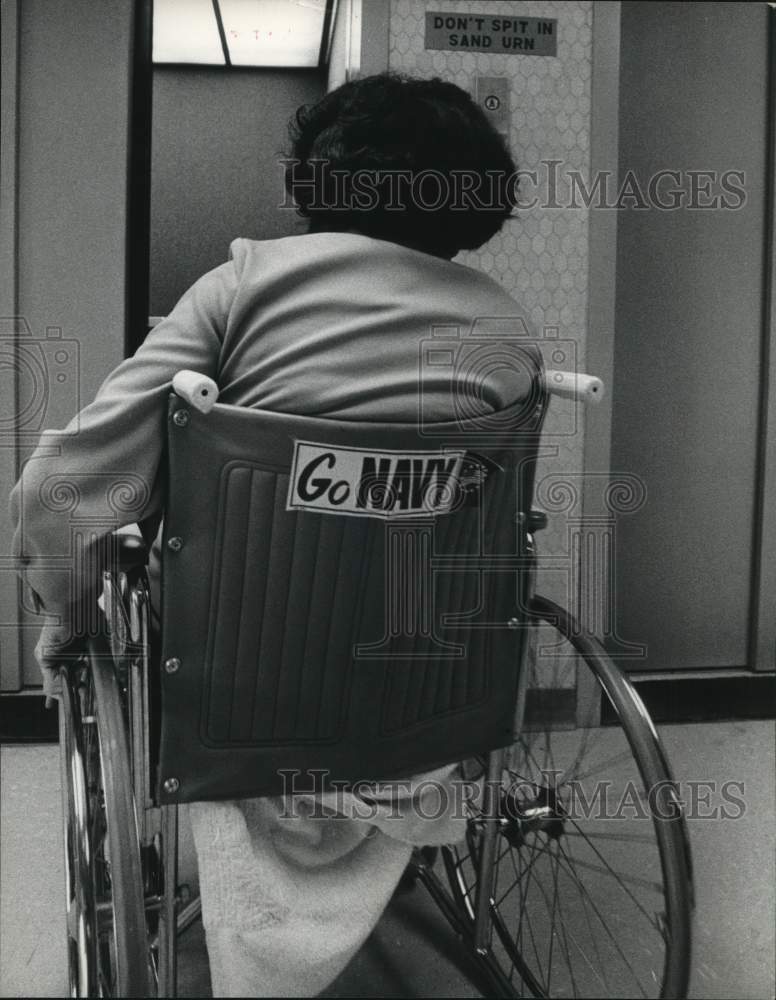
[610,2,772,672]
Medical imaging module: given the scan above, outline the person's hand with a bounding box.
[34,623,85,700]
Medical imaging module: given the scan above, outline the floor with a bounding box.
[1,720,774,998]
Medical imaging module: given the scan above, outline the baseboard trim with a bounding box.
[2,671,773,745]
[604,673,776,725]
[1,693,59,743]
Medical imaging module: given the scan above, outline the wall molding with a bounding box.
[751,5,776,672]
[0,0,22,690]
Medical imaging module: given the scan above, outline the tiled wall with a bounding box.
[389,0,594,636]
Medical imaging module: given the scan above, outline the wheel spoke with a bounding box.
[546,839,560,993]
[507,835,601,998]
[571,748,639,785]
[438,613,692,998]
[547,843,585,998]
[562,836,610,995]
[554,838,652,998]
[563,828,658,846]
[564,816,665,900]
[508,831,548,992]
[495,835,549,907]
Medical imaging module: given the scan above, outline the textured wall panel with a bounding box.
[389,0,593,681]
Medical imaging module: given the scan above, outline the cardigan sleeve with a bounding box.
[9,251,241,643]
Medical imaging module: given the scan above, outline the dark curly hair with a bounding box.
[284,73,519,258]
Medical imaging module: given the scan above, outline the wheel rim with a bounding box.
[92,741,121,996]
[444,611,691,998]
[87,642,156,998]
[79,663,123,997]
[60,669,98,998]
[61,662,147,998]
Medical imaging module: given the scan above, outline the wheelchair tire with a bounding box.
[60,670,98,997]
[59,648,153,998]
[439,595,694,999]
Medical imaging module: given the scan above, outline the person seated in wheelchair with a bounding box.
[11,73,539,996]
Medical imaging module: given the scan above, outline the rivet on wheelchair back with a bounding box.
[164,657,181,674]
[163,777,180,794]
[167,536,184,552]
[172,409,189,427]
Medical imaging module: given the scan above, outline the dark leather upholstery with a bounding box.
[157,373,547,802]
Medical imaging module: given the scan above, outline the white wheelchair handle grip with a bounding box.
[543,370,604,404]
[171,367,602,411]
[172,370,220,413]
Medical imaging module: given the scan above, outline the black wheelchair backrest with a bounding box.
[157,383,546,802]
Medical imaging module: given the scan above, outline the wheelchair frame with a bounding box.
[55,370,694,998]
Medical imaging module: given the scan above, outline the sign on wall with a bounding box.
[425,12,557,56]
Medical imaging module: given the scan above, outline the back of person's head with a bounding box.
[285,73,518,259]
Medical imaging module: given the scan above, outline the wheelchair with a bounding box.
[55,363,694,998]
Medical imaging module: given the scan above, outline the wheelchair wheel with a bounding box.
[441,595,693,999]
[59,647,153,997]
[59,666,97,996]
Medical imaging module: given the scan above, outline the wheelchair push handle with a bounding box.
[170,368,604,411]
[543,370,604,404]
[172,370,220,413]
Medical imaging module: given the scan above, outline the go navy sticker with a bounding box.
[287,441,466,518]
